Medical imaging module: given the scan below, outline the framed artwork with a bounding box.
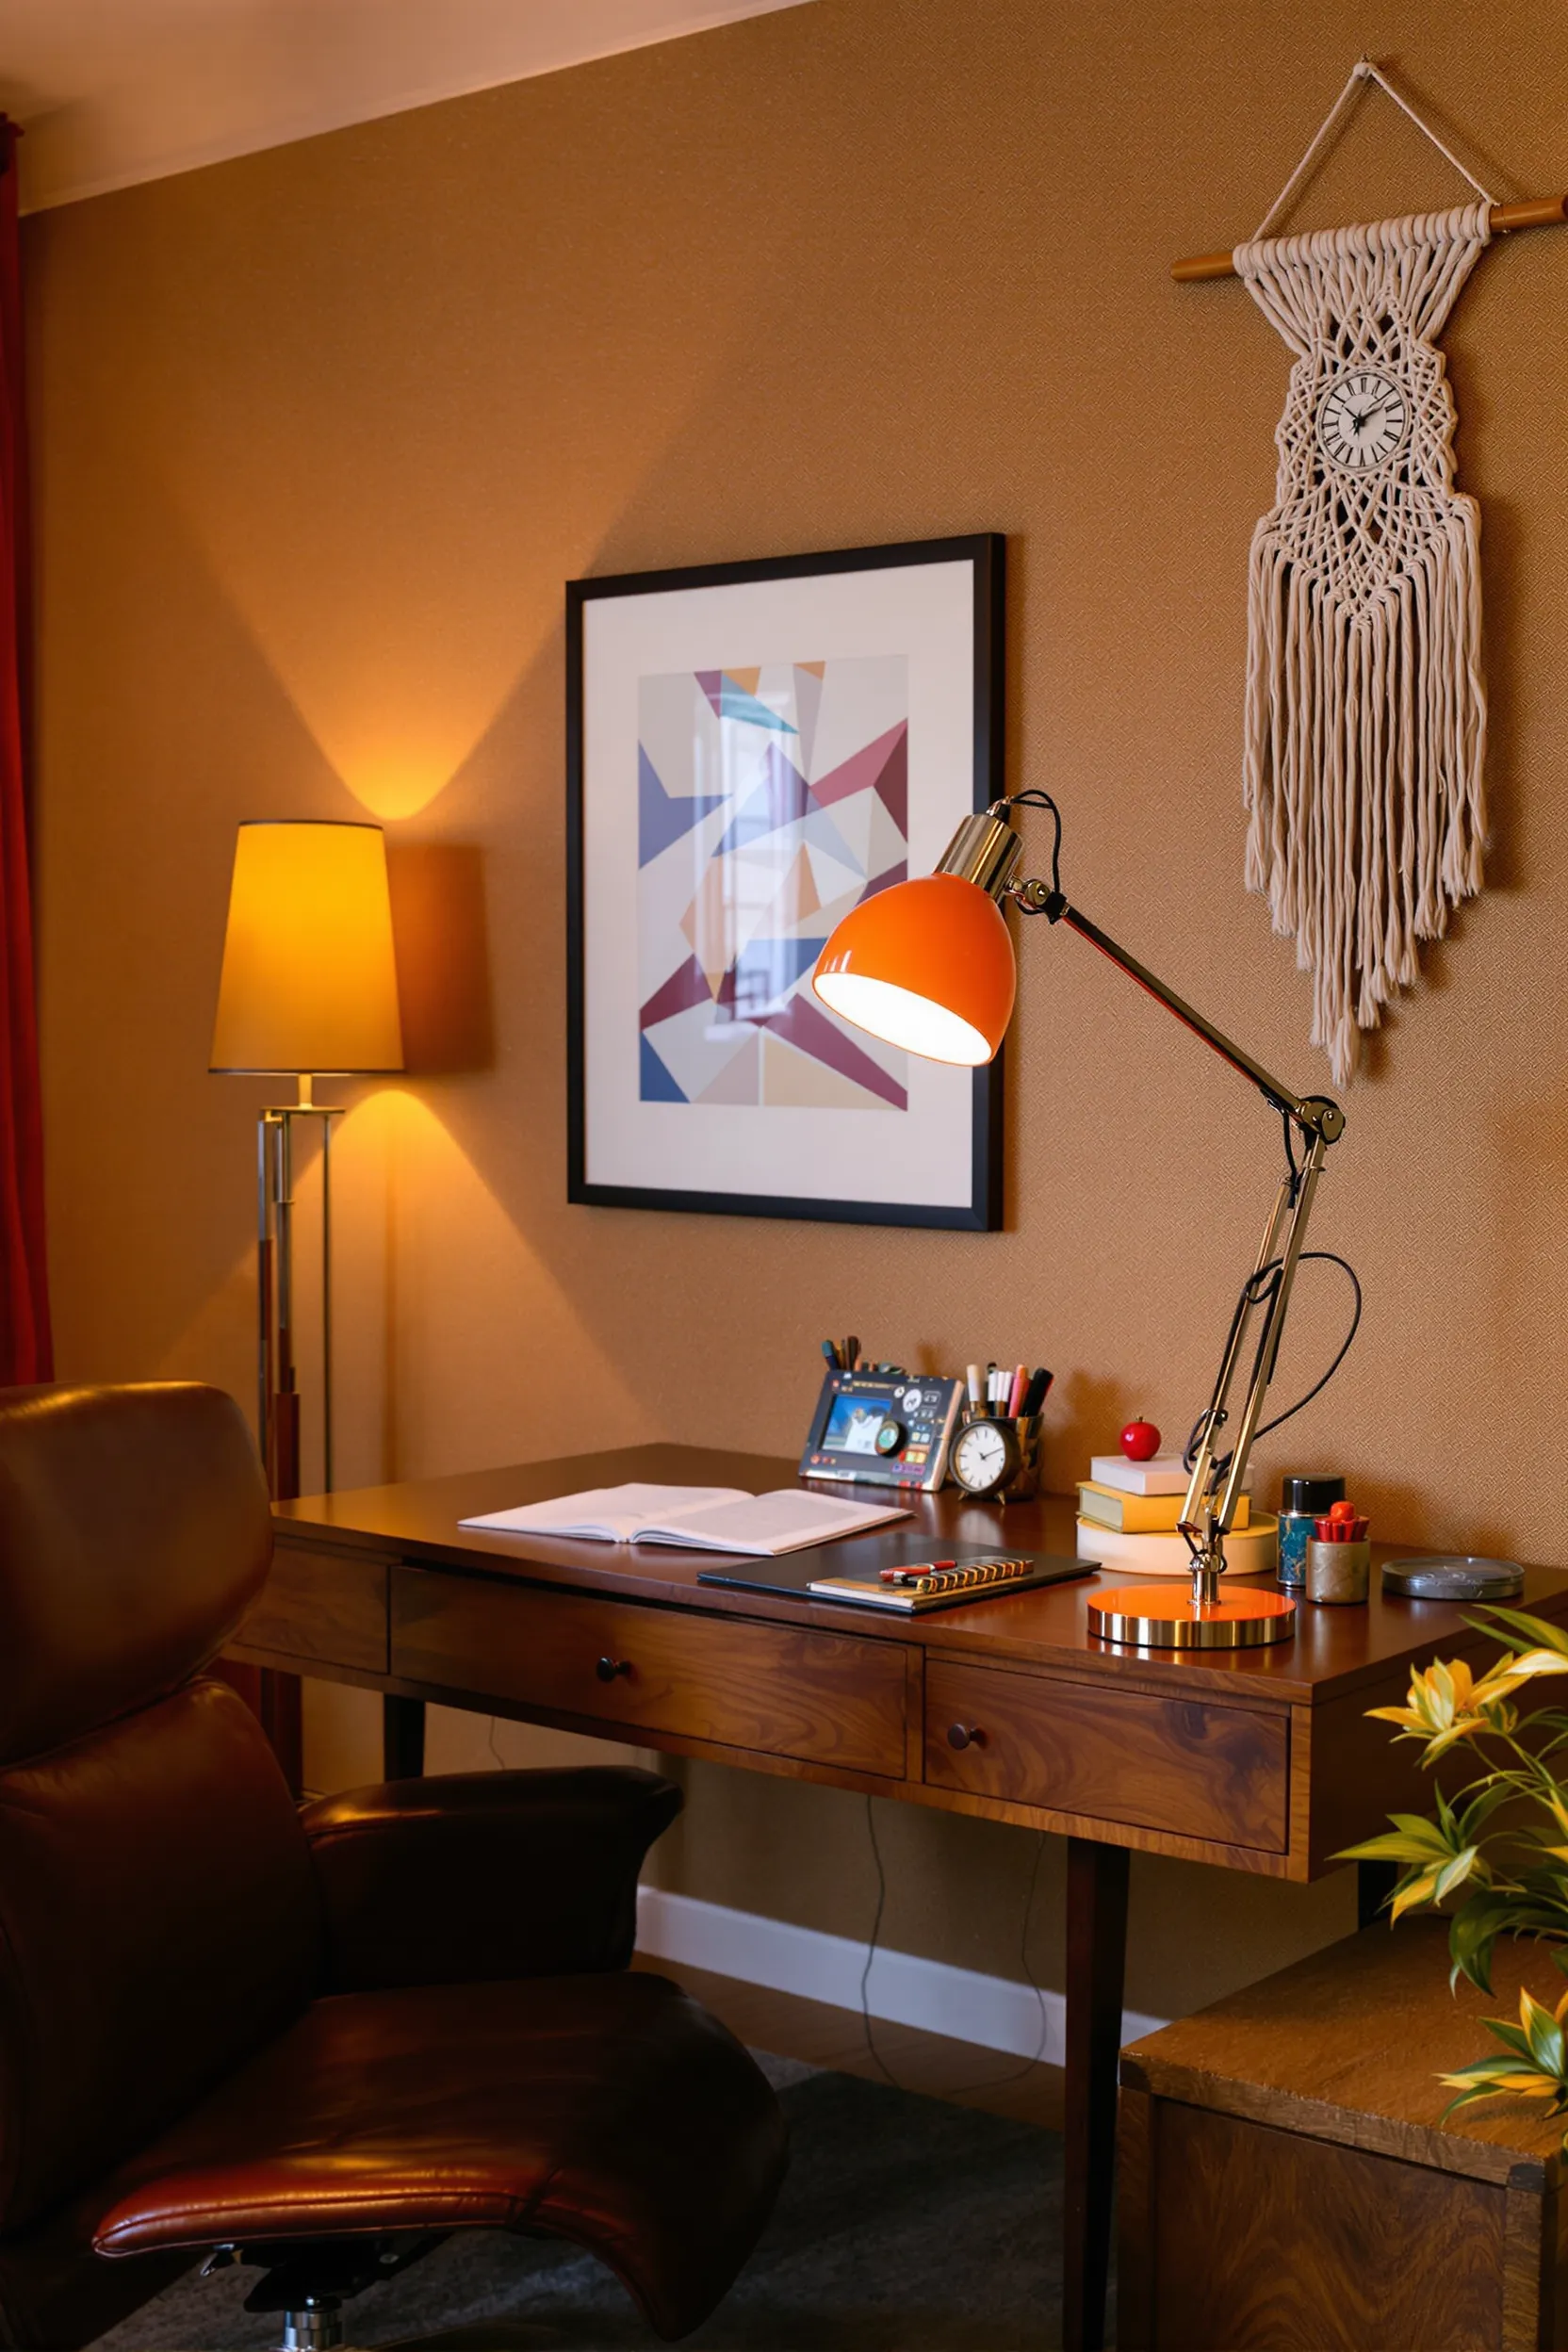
[566,534,1004,1228]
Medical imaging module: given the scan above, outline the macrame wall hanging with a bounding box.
[1174,61,1566,1085]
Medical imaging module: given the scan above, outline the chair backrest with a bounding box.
[0,1384,321,2230]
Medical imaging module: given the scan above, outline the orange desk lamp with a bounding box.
[813,792,1348,1650]
[211,820,403,1500]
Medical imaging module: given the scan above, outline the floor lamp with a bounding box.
[210,820,404,1504]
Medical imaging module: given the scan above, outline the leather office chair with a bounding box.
[0,1382,788,2351]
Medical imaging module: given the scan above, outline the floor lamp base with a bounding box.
[1087,1584,1297,1649]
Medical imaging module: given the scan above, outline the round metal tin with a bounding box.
[1087,1583,1298,1649]
[1381,1556,1525,1601]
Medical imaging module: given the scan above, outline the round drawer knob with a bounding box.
[947,1722,985,1751]
[596,1656,633,1683]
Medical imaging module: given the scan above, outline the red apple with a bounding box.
[1120,1416,1160,1462]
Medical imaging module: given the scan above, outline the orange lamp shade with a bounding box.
[210,821,404,1074]
[812,873,1016,1065]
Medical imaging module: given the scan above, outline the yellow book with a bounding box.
[1077,1479,1250,1534]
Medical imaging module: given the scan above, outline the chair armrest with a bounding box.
[302,1764,681,1992]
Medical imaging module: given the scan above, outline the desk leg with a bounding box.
[1063,1836,1130,2352]
[383,1695,426,1781]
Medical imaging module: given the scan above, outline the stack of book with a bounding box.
[1075,1455,1278,1577]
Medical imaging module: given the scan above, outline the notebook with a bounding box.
[458,1481,909,1557]
[698,1535,1092,1611]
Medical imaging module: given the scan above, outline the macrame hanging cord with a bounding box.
[1234,61,1494,1085]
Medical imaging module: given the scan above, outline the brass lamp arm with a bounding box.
[932,793,1351,1623]
[1012,880,1346,1149]
[1005,877,1346,1609]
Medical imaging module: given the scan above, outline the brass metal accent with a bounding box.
[1087,1591,1298,1649]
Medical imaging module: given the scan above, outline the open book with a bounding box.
[458,1481,909,1557]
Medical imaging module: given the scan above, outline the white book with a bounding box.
[1088,1454,1201,1497]
[458,1481,909,1557]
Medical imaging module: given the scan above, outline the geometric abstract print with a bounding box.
[637,656,910,1110]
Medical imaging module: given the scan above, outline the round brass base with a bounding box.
[1087,1583,1297,1649]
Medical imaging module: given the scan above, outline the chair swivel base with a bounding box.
[1087,1583,1297,1648]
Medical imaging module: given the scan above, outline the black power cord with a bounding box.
[1184,1245,1363,1484]
[859,1797,1052,2096]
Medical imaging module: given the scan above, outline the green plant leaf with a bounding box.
[1337,1825,1452,1867]
[1468,1609,1568,1661]
[1433,1848,1480,1903]
[1520,1990,1566,2078]
[1478,2017,1538,2066]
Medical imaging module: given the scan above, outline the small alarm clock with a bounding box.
[950,1415,1026,1499]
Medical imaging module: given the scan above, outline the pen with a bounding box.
[822,1340,841,1371]
[1021,1367,1054,1416]
[1007,1363,1028,1417]
[845,1335,860,1375]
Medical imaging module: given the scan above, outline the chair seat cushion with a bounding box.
[90,1971,787,2341]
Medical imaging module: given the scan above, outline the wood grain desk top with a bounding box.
[274,1441,1568,1708]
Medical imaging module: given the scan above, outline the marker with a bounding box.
[966,1364,985,1413]
[881,1560,955,1583]
[845,1335,860,1374]
[822,1340,841,1371]
[1007,1363,1028,1417]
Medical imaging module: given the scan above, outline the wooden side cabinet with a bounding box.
[1119,1920,1568,2351]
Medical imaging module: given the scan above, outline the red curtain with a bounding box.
[0,120,52,1385]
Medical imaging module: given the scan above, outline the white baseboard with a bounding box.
[636,1886,1168,2062]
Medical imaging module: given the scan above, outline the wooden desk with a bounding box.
[235,1443,1568,2352]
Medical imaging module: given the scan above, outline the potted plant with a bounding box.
[1346,1607,1568,2128]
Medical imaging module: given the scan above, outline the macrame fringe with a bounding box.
[1243,505,1486,1086]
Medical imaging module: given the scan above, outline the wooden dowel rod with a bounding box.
[1172,193,1568,281]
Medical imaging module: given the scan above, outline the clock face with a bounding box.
[953,1420,1012,1494]
[1315,370,1409,475]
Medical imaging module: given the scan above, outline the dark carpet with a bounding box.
[90,2056,1073,2350]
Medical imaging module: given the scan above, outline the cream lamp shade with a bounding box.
[210,820,404,1074]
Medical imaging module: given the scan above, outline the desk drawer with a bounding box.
[924,1658,1287,1851]
[392,1570,908,1776]
[239,1542,389,1674]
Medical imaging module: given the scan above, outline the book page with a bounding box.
[459,1483,749,1540]
[640,1489,908,1555]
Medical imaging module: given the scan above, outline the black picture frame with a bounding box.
[566,533,1004,1229]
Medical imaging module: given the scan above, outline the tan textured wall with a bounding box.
[25,0,1568,2018]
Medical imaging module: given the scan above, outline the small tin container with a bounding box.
[1278,1475,1346,1591]
[1306,1538,1370,1605]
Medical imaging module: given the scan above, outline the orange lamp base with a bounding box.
[1087,1583,1297,1650]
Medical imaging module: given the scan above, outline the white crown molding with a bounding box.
[636,1885,1169,2062]
[3,0,814,215]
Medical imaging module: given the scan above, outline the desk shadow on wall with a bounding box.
[387,841,494,1075]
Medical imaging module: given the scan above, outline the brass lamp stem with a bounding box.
[988,803,1347,1617]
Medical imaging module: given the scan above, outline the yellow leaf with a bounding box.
[1391,1864,1444,1921]
[1499,1651,1568,1685]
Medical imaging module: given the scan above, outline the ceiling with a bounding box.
[0,0,812,212]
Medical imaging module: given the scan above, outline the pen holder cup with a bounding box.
[1305,1537,1370,1605]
